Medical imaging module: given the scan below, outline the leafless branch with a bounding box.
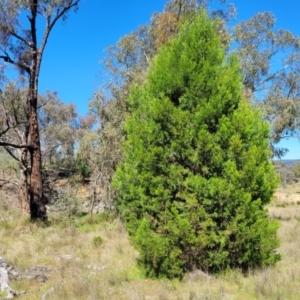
[254,64,291,92]
[39,1,80,60]
[0,52,31,74]
[36,8,48,20]
[0,116,26,138]
[287,77,300,99]
[4,146,20,163]
[37,101,48,110]
[9,30,33,49]
[0,141,32,149]
[41,143,61,156]
[0,179,19,187]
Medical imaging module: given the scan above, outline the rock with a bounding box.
[41,287,54,300]
[0,257,57,299]
[0,257,17,299]
[84,264,105,271]
[55,254,80,261]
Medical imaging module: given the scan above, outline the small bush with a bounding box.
[76,159,90,179]
[275,202,287,208]
[93,236,104,247]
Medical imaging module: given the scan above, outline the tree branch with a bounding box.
[39,1,80,58]
[0,141,32,149]
[0,54,31,74]
[9,30,34,49]
[37,101,48,110]
[0,115,26,139]
[4,146,20,163]
[0,179,19,187]
[254,64,291,92]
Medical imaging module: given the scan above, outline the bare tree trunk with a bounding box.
[28,92,47,221]
[19,169,30,216]
[18,148,30,215]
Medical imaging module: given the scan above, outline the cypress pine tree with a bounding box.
[114,11,280,279]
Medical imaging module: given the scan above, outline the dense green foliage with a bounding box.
[114,11,280,279]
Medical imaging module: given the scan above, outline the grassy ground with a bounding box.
[1,183,300,299]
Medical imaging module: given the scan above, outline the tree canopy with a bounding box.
[234,11,300,157]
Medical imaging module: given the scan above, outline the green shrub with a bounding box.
[93,236,104,247]
[76,158,90,178]
[114,10,280,279]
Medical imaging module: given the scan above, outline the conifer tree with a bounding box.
[114,11,280,279]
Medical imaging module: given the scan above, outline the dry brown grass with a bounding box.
[1,183,300,299]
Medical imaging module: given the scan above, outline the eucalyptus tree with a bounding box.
[0,0,80,220]
[234,12,300,157]
[39,91,78,168]
[0,83,78,215]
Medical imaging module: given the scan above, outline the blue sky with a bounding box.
[29,1,300,159]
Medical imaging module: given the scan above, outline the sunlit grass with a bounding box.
[1,183,300,299]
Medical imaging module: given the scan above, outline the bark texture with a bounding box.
[28,71,46,220]
[19,149,30,215]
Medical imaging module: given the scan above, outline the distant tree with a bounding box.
[39,91,78,169]
[234,12,300,157]
[273,161,297,186]
[292,161,300,180]
[75,93,123,211]
[0,83,78,214]
[0,82,31,214]
[153,0,234,48]
[75,110,97,179]
[114,11,280,279]
[0,0,80,220]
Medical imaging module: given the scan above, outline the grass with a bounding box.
[1,185,300,299]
